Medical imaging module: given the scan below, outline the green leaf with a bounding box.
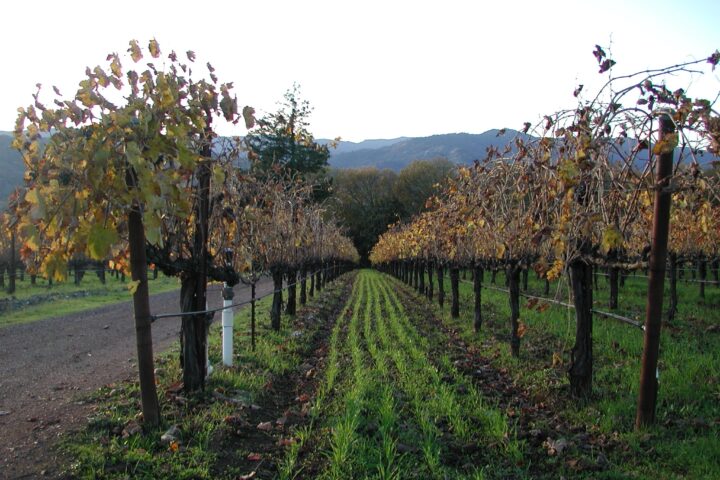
[126,141,143,169]
[212,164,226,185]
[26,188,48,220]
[143,211,162,246]
[558,160,579,186]
[87,223,119,260]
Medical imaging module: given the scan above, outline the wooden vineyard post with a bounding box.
[636,113,675,429]
[128,205,160,427]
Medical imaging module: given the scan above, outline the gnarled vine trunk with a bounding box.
[609,249,619,310]
[271,267,283,330]
[180,148,211,394]
[437,264,445,308]
[508,264,521,358]
[418,261,425,295]
[427,260,434,300]
[698,255,707,299]
[474,265,483,333]
[8,231,17,295]
[299,266,307,306]
[569,252,593,398]
[286,269,297,315]
[450,266,460,318]
[309,266,315,298]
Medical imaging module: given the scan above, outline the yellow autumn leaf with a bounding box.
[600,226,623,254]
[546,259,565,281]
[109,54,122,78]
[127,280,141,295]
[128,40,143,62]
[75,189,90,201]
[148,39,161,58]
[25,188,39,205]
[21,223,40,251]
[42,251,68,282]
[517,321,527,338]
[242,106,256,129]
[652,132,678,156]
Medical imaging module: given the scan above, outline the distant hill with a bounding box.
[327,130,527,171]
[327,130,719,172]
[0,132,25,209]
[320,137,409,156]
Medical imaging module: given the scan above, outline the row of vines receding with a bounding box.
[370,47,720,428]
[5,39,359,426]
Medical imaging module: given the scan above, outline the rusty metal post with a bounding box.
[635,113,675,429]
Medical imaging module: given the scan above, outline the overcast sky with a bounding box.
[1,0,719,142]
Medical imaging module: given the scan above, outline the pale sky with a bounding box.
[1,0,719,142]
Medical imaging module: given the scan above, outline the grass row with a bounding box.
[290,269,523,479]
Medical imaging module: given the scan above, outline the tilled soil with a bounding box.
[0,279,274,480]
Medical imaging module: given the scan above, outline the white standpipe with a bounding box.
[221,284,235,367]
[206,299,214,378]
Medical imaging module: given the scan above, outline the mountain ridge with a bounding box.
[2,129,716,208]
[325,130,528,171]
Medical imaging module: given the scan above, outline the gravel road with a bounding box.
[0,278,274,479]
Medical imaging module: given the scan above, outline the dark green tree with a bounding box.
[328,167,402,265]
[393,158,455,220]
[245,85,330,184]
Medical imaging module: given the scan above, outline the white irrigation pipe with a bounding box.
[150,265,340,372]
[221,284,234,367]
[206,299,214,378]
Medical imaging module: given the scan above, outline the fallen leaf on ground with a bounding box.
[278,437,296,447]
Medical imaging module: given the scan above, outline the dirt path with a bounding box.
[0,278,274,480]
